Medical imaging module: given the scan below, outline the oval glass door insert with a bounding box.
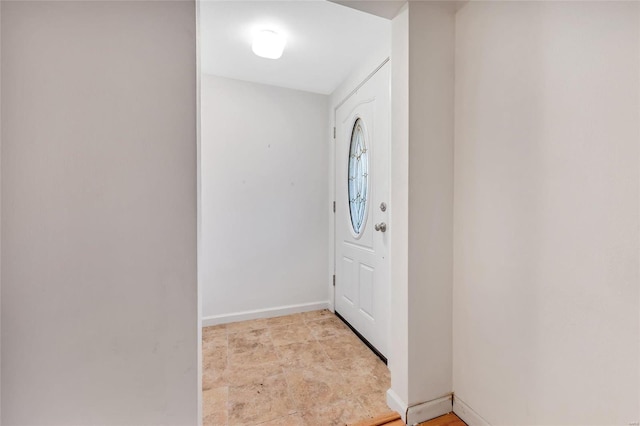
[348,118,369,235]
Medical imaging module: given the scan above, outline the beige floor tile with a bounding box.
[203,345,228,372]
[227,318,270,334]
[306,317,354,341]
[203,332,228,350]
[336,354,388,377]
[203,386,228,426]
[357,392,391,419]
[204,359,285,390]
[269,324,313,346]
[203,367,227,391]
[202,312,389,426]
[229,329,272,354]
[285,364,351,412]
[300,309,335,323]
[298,410,317,425]
[255,413,305,426]
[266,314,304,327]
[373,362,391,390]
[228,342,280,367]
[322,335,370,362]
[228,374,296,426]
[224,361,284,388]
[335,356,390,396]
[303,398,372,426]
[203,324,227,338]
[341,374,384,397]
[276,341,331,369]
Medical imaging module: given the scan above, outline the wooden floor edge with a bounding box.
[417,412,467,426]
[351,411,402,426]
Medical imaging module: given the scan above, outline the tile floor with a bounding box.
[202,309,391,426]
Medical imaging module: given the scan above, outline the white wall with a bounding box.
[0,2,3,419]
[387,3,456,422]
[388,3,411,415]
[1,2,198,424]
[453,2,640,425]
[406,0,455,408]
[201,75,329,323]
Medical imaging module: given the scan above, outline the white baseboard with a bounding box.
[202,301,331,327]
[406,394,453,425]
[386,390,453,425]
[453,396,491,426]
[386,389,408,422]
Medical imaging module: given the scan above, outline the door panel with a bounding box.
[359,264,374,319]
[334,62,390,358]
[342,256,356,304]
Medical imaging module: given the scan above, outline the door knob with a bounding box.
[374,222,387,232]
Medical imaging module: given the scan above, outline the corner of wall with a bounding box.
[386,388,408,422]
[388,0,410,409]
[407,0,456,411]
[195,0,202,423]
[407,394,453,426]
[0,0,4,420]
[452,396,491,426]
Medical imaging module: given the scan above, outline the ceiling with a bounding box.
[329,0,405,20]
[199,1,391,95]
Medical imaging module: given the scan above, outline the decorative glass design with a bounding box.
[348,118,369,235]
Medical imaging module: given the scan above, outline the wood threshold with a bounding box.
[418,413,467,426]
[351,411,402,426]
[352,411,466,426]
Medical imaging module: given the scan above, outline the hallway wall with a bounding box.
[453,2,639,424]
[385,4,456,422]
[201,75,329,323]
[1,2,198,424]
[0,3,3,419]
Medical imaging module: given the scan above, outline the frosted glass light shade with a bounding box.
[252,30,286,59]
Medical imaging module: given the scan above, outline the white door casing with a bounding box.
[334,62,390,358]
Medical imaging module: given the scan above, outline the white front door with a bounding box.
[334,62,390,359]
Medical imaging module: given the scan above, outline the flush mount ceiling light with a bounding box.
[252,30,286,59]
